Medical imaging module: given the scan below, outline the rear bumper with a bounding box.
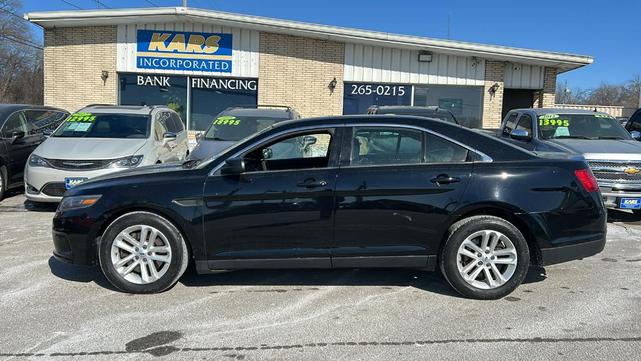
[540,236,606,266]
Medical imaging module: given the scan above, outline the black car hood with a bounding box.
[189,139,236,161]
[89,162,186,183]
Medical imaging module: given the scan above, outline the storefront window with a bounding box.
[343,83,411,115]
[413,85,483,128]
[189,77,258,132]
[119,74,188,124]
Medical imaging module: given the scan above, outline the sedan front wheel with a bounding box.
[99,211,189,293]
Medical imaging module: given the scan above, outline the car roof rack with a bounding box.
[84,104,115,107]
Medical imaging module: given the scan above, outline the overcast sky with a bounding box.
[21,0,641,91]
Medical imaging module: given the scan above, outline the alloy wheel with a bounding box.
[110,225,172,284]
[456,230,518,289]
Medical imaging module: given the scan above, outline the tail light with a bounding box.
[575,168,599,192]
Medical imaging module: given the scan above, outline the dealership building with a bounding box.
[26,6,592,132]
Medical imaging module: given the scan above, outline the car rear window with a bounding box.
[53,113,151,139]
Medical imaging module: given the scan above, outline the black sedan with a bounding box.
[52,115,606,299]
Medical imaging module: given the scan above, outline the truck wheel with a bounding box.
[99,211,189,294]
[440,215,530,300]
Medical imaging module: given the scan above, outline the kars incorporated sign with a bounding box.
[136,30,232,73]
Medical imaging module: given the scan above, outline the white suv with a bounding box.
[24,105,189,202]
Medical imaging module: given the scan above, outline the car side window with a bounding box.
[350,127,423,166]
[24,110,67,134]
[515,114,533,135]
[503,113,518,135]
[170,113,184,133]
[627,111,641,132]
[243,131,333,172]
[1,111,29,138]
[426,133,470,163]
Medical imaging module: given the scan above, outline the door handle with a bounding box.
[430,174,461,185]
[296,178,328,188]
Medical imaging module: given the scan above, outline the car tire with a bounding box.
[98,211,189,294]
[439,215,530,300]
[0,165,7,201]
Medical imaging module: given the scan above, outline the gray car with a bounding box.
[497,108,641,213]
[189,106,300,161]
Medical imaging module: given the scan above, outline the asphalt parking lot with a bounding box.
[0,192,640,360]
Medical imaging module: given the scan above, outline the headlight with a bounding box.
[29,154,51,168]
[108,155,144,169]
[58,195,102,212]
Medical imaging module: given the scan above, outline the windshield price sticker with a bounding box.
[595,114,614,119]
[67,112,96,122]
[213,116,240,126]
[539,114,560,120]
[539,118,570,127]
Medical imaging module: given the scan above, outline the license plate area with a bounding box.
[619,198,641,209]
[64,177,88,190]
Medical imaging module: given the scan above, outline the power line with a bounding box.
[0,32,43,49]
[0,6,29,22]
[143,0,159,6]
[0,34,43,50]
[59,0,83,10]
[93,0,111,8]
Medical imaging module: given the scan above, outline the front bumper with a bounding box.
[599,184,641,209]
[25,164,125,203]
[52,210,102,266]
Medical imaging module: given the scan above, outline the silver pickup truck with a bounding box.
[496,108,641,213]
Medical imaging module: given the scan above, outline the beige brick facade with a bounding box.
[44,26,117,112]
[533,67,557,108]
[482,61,505,128]
[258,33,344,118]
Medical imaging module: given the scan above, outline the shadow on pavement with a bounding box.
[607,209,641,224]
[47,256,119,292]
[180,265,547,298]
[24,200,58,213]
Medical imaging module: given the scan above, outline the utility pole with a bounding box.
[182,0,187,7]
[447,13,451,39]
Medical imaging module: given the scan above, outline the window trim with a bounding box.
[208,123,491,176]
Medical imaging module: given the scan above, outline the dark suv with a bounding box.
[0,104,68,200]
[189,105,300,161]
[368,105,458,125]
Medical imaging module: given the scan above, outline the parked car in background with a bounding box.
[367,105,459,125]
[189,105,300,161]
[25,105,188,203]
[53,115,605,299]
[625,108,641,135]
[498,108,641,213]
[0,104,68,200]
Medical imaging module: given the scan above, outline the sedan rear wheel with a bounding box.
[99,211,189,293]
[440,215,529,300]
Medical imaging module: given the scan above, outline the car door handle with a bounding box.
[430,174,461,185]
[296,178,328,188]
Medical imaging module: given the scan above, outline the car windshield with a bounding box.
[204,114,288,141]
[53,112,150,139]
[377,109,456,124]
[538,114,632,140]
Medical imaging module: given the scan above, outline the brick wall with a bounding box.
[258,33,344,118]
[43,26,117,112]
[534,67,557,108]
[482,61,505,128]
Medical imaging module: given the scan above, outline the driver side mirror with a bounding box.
[220,157,246,175]
[302,135,317,149]
[630,130,641,141]
[162,132,177,145]
[510,129,531,142]
[11,131,25,144]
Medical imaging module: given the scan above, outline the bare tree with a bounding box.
[0,0,44,104]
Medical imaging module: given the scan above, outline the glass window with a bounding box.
[119,74,188,122]
[24,110,67,134]
[538,113,632,140]
[516,114,533,135]
[189,77,258,132]
[1,111,29,138]
[413,85,483,128]
[53,113,151,139]
[350,127,423,166]
[244,131,333,172]
[154,115,169,141]
[204,114,288,142]
[426,133,469,164]
[503,113,518,135]
[170,113,184,133]
[343,83,411,115]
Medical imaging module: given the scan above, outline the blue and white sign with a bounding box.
[136,30,233,73]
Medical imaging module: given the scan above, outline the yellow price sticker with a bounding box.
[67,112,96,122]
[539,118,570,127]
[212,115,241,126]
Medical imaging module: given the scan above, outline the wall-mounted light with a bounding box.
[328,77,337,94]
[488,82,500,98]
[418,51,433,63]
[101,70,109,86]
